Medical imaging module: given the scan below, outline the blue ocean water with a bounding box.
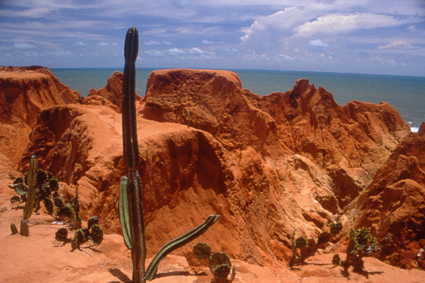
[50,68,424,132]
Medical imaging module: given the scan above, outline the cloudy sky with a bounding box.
[1,0,424,76]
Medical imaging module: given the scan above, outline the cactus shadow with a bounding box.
[340,268,382,279]
[154,270,207,279]
[108,268,131,283]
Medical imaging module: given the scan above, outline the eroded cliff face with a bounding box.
[142,69,410,211]
[11,68,421,268]
[348,122,425,269]
[0,66,81,165]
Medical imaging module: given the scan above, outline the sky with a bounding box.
[1,0,425,76]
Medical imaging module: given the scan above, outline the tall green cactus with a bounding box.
[119,27,220,283]
[20,155,37,236]
[122,26,146,282]
[186,108,190,128]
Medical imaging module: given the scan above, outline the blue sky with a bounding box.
[1,0,425,76]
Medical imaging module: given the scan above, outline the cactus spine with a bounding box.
[20,155,37,236]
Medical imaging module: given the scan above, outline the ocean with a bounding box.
[50,68,424,132]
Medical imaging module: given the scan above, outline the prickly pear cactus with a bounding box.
[49,177,59,191]
[13,176,24,184]
[88,216,99,230]
[295,236,308,248]
[43,198,54,215]
[36,169,47,186]
[55,227,69,242]
[330,222,343,234]
[193,242,212,259]
[9,182,27,195]
[54,197,65,209]
[209,252,232,278]
[71,229,85,250]
[332,253,341,266]
[317,231,331,245]
[89,224,104,246]
[10,195,21,204]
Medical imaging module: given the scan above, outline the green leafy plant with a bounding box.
[9,169,59,215]
[289,222,343,267]
[8,178,27,204]
[192,242,236,283]
[333,227,380,273]
[118,27,220,283]
[55,216,103,251]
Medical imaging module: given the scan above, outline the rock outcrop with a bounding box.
[142,69,410,211]
[349,122,425,269]
[0,66,81,165]
[16,68,416,268]
[83,71,142,113]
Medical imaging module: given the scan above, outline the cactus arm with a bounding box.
[122,26,139,171]
[145,214,220,281]
[229,266,237,282]
[10,223,19,235]
[119,176,132,249]
[23,155,37,220]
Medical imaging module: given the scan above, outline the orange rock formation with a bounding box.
[83,71,142,112]
[0,66,81,164]
[13,68,420,271]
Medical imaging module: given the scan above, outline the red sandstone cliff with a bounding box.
[83,71,141,113]
[347,122,425,269]
[15,68,418,269]
[0,66,81,165]
[142,69,410,211]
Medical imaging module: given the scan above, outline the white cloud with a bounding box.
[162,41,172,45]
[310,39,328,47]
[145,40,161,45]
[14,42,36,49]
[48,51,72,56]
[279,54,294,60]
[167,48,185,55]
[295,13,417,36]
[190,47,204,54]
[378,40,415,49]
[240,7,312,43]
[145,50,164,56]
[99,42,110,46]
[75,41,85,46]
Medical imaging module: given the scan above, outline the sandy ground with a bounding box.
[1,201,425,283]
[1,160,424,283]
